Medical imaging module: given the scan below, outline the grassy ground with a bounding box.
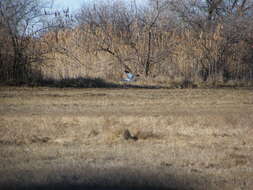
[0,87,253,190]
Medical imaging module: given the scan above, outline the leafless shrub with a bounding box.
[1,0,253,86]
[166,0,253,85]
[0,0,64,84]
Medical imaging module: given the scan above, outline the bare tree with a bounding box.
[76,0,171,77]
[0,0,53,82]
[139,0,170,76]
[167,0,253,82]
[77,0,136,73]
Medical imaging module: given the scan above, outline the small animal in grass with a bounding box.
[123,129,138,141]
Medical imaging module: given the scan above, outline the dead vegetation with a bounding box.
[1,0,253,87]
[0,87,253,189]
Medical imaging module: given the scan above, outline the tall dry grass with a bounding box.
[38,22,253,87]
[1,0,253,87]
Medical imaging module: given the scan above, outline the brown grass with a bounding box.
[0,87,253,189]
[35,22,253,86]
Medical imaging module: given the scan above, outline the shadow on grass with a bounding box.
[0,167,206,190]
[2,77,167,89]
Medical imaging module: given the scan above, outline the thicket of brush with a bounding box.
[1,0,253,87]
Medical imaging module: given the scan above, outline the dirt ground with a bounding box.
[0,87,253,190]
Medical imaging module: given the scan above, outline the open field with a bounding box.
[0,87,253,190]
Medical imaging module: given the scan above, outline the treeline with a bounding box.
[0,0,53,83]
[1,0,253,86]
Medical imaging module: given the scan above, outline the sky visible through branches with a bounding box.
[53,0,146,12]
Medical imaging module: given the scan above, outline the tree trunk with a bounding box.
[145,30,152,77]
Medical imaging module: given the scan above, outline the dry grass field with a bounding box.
[0,86,253,190]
